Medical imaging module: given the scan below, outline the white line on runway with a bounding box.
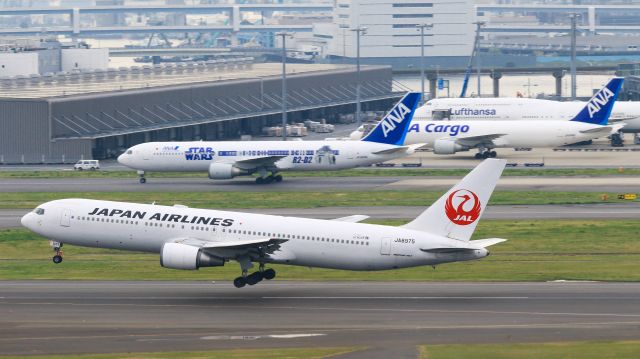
[261,296,530,299]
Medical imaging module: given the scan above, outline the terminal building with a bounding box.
[0,59,402,164]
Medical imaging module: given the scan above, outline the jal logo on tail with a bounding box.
[381,102,411,137]
[587,87,614,118]
[444,189,481,225]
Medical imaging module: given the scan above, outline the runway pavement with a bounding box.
[1,281,639,357]
[2,203,638,229]
[1,175,639,192]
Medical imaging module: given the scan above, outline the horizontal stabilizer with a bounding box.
[332,215,370,223]
[469,238,507,248]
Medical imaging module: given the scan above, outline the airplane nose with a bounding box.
[117,153,129,166]
[20,212,33,229]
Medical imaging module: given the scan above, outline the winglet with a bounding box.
[361,92,421,146]
[570,78,624,125]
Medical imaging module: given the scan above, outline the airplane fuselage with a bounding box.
[404,120,612,149]
[416,98,640,133]
[118,140,412,173]
[22,199,487,271]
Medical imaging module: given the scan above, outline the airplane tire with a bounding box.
[52,255,63,264]
[246,273,260,285]
[482,152,490,159]
[263,268,276,280]
[274,175,283,182]
[264,176,274,184]
[255,177,264,184]
[233,277,246,288]
[490,151,497,158]
[474,153,482,159]
[139,178,146,184]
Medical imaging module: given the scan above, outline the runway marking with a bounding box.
[261,296,530,299]
[2,301,639,319]
[2,322,640,343]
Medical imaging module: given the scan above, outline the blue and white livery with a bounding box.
[397,78,625,158]
[118,93,423,183]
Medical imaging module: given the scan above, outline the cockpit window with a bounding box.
[126,150,133,155]
[34,208,45,215]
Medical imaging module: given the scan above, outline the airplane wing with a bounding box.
[608,115,637,122]
[372,143,427,155]
[222,155,288,170]
[331,215,370,223]
[451,134,507,148]
[173,237,288,258]
[580,124,625,135]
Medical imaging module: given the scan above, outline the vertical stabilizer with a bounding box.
[401,159,506,241]
[570,77,623,125]
[361,92,421,146]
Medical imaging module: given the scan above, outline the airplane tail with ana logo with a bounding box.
[361,92,421,146]
[570,77,624,125]
[401,159,506,241]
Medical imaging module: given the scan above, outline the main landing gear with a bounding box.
[255,173,283,185]
[233,263,277,288]
[474,150,497,159]
[50,241,63,264]
[137,170,146,184]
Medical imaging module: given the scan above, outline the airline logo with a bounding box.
[408,123,470,136]
[87,207,234,226]
[444,189,481,225]
[381,102,412,137]
[185,147,214,160]
[587,86,615,118]
[452,108,497,116]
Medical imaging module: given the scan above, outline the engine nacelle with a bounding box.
[433,139,468,155]
[208,163,248,180]
[160,242,224,270]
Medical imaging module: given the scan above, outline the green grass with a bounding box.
[2,220,639,281]
[0,191,633,210]
[1,167,639,179]
[419,341,640,359]
[0,347,359,359]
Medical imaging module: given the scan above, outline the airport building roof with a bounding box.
[0,61,351,100]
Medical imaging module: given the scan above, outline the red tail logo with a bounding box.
[445,189,481,225]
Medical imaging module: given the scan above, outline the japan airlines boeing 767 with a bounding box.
[22,159,507,288]
[118,93,422,184]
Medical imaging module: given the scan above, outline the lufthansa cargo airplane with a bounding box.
[22,159,507,288]
[118,93,422,184]
[415,79,640,133]
[400,78,624,158]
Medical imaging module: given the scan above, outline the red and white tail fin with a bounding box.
[401,159,506,241]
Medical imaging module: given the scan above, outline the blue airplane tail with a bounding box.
[361,92,421,146]
[570,78,623,125]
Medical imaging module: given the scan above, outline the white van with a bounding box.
[74,160,100,171]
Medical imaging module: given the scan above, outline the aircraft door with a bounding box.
[60,209,71,227]
[380,236,391,255]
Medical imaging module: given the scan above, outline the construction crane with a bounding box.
[460,21,484,98]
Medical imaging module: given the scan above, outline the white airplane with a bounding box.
[118,93,422,184]
[415,78,640,133]
[21,159,507,288]
[352,78,624,158]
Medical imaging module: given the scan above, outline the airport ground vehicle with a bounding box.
[73,160,100,171]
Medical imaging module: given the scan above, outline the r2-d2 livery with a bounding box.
[118,92,423,184]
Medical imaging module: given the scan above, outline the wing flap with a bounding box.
[224,155,288,170]
[453,134,506,147]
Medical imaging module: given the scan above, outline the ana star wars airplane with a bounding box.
[415,78,640,133]
[21,159,507,288]
[353,78,624,159]
[118,93,422,184]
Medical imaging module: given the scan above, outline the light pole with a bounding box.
[276,32,292,141]
[569,13,580,100]
[523,77,538,98]
[473,21,485,97]
[416,23,433,103]
[351,26,367,125]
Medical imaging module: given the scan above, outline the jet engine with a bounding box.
[208,163,248,180]
[160,242,225,270]
[433,139,468,155]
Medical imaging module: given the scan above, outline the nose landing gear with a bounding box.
[137,170,146,184]
[50,241,63,264]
